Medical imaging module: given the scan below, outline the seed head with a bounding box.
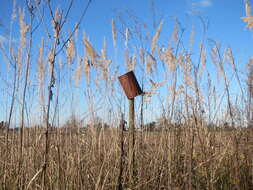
[112,19,116,47]
[67,37,75,64]
[83,33,100,65]
[151,20,163,54]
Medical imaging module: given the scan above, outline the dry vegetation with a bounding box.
[1,126,253,190]
[0,0,253,189]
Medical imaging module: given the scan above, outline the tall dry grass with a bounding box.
[1,126,253,189]
[0,0,253,190]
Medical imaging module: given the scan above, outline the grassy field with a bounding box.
[0,0,253,189]
[1,125,253,190]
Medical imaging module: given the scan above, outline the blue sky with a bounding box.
[0,0,252,125]
[0,0,251,51]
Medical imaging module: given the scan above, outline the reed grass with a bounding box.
[0,1,253,190]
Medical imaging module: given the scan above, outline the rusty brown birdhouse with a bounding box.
[118,71,143,99]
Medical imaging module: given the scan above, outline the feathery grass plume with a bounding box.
[99,39,111,83]
[177,53,184,67]
[247,57,253,67]
[172,22,179,43]
[11,0,17,21]
[19,8,29,47]
[189,25,195,52]
[125,28,129,48]
[149,79,166,91]
[143,94,156,102]
[84,57,90,85]
[184,54,194,89]
[100,62,109,83]
[112,19,116,48]
[67,37,75,65]
[125,48,130,70]
[226,48,244,101]
[127,55,137,71]
[47,50,54,74]
[146,53,156,74]
[100,38,111,65]
[162,48,176,72]
[210,46,219,66]
[184,92,195,105]
[143,90,154,102]
[74,56,83,87]
[151,20,163,54]
[210,46,222,80]
[176,52,184,79]
[124,28,131,71]
[226,48,236,69]
[184,75,194,91]
[241,0,253,29]
[139,48,144,65]
[171,84,184,97]
[242,17,253,29]
[170,82,176,104]
[101,38,107,60]
[38,39,45,106]
[178,84,184,90]
[199,44,207,77]
[83,33,99,66]
[18,8,29,75]
[144,81,160,102]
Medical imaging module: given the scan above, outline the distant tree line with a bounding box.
[0,121,8,129]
